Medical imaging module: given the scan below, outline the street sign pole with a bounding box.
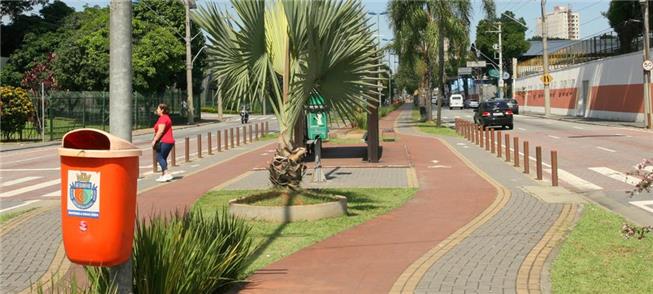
[109,0,133,292]
[542,0,551,116]
[642,0,652,129]
[498,22,504,99]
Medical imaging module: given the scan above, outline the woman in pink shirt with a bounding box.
[152,103,175,182]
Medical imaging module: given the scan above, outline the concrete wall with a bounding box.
[514,51,649,122]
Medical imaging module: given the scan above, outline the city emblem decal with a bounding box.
[67,171,101,218]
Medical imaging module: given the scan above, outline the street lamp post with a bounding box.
[541,0,551,116]
[184,0,196,124]
[641,0,653,129]
[487,22,504,98]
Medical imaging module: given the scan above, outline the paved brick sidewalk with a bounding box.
[399,123,564,294]
[0,123,277,294]
[239,106,497,293]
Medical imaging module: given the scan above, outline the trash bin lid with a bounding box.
[58,128,142,158]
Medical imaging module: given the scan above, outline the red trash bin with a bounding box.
[58,129,142,266]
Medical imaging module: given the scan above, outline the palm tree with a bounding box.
[193,0,382,191]
[389,0,494,125]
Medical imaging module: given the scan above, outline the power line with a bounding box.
[139,0,187,42]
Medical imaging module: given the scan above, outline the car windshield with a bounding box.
[484,101,509,109]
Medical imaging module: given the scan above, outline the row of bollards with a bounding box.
[455,119,558,186]
[152,121,269,171]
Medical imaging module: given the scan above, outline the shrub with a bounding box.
[0,86,35,140]
[86,209,255,293]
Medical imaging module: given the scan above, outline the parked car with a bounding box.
[464,99,479,109]
[473,100,514,129]
[505,98,519,114]
[449,94,464,110]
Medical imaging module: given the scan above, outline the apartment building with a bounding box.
[535,6,580,40]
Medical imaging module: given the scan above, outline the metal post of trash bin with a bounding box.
[313,138,327,182]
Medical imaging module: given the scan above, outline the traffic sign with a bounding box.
[502,72,510,80]
[457,67,472,75]
[643,60,653,71]
[467,61,486,68]
[488,68,499,78]
[540,74,553,85]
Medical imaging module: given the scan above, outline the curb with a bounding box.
[516,203,578,294]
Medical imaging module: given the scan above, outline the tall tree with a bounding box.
[389,0,494,124]
[194,0,382,190]
[0,0,48,21]
[1,1,74,58]
[475,10,529,96]
[605,0,653,53]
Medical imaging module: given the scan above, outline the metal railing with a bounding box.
[518,31,652,77]
[10,90,200,142]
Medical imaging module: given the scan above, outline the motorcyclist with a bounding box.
[240,106,249,124]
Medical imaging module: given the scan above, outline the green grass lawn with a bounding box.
[193,188,417,274]
[411,109,459,137]
[551,205,653,293]
[0,208,35,224]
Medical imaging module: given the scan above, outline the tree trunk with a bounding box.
[426,55,433,121]
[436,25,445,128]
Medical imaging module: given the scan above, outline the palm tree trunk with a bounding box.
[425,42,433,121]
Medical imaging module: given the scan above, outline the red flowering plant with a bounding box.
[21,52,57,95]
[622,159,653,239]
[20,52,57,134]
[627,159,653,197]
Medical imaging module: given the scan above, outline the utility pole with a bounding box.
[217,77,224,121]
[512,57,518,98]
[541,0,551,116]
[498,22,504,99]
[388,53,392,104]
[109,0,133,292]
[642,0,653,129]
[185,0,195,124]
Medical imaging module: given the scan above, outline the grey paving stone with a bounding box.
[0,208,61,294]
[398,110,563,293]
[224,167,411,190]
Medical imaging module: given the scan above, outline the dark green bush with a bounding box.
[86,209,255,294]
[0,86,35,140]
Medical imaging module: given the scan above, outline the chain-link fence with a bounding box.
[14,90,200,141]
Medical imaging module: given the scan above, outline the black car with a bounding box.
[505,98,519,114]
[474,100,514,130]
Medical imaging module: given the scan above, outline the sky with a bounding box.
[13,0,613,72]
[24,0,612,42]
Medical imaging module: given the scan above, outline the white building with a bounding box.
[535,6,580,40]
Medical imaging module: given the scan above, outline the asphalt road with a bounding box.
[0,115,277,212]
[434,107,653,225]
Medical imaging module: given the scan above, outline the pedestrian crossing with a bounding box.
[588,167,641,186]
[0,179,60,198]
[0,164,649,214]
[1,176,41,187]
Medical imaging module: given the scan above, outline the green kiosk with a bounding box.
[305,94,329,182]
